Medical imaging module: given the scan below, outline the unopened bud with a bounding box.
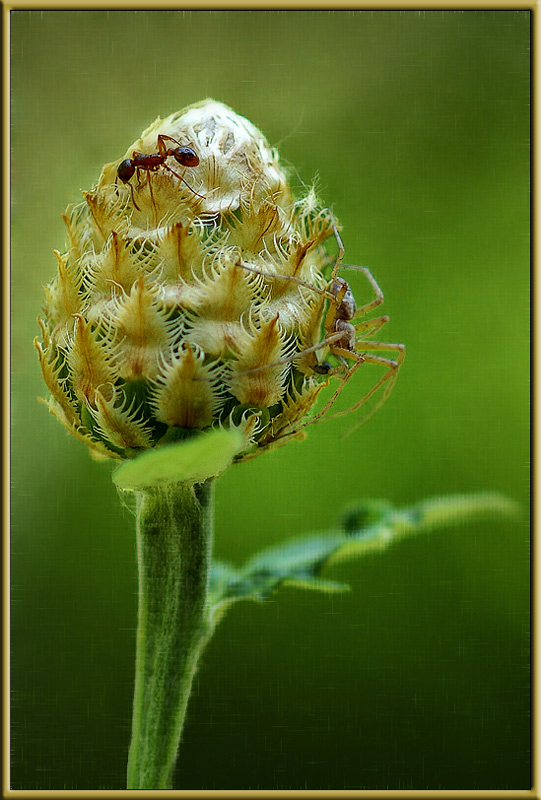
[36,99,402,462]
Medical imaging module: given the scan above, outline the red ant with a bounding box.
[116,134,202,211]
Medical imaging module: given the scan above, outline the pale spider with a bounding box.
[233,219,405,450]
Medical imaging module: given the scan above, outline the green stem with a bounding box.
[126,479,214,790]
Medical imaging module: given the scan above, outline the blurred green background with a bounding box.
[10,9,530,791]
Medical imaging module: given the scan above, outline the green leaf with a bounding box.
[112,427,246,490]
[244,533,345,575]
[209,534,357,621]
[209,492,520,621]
[208,547,351,624]
[209,560,242,605]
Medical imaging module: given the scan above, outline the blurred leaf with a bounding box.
[209,492,520,623]
[112,427,246,490]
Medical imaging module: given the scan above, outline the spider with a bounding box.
[232,218,405,450]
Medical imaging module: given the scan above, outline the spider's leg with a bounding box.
[327,342,405,433]
[350,314,390,338]
[191,331,345,383]
[235,430,305,462]
[295,353,367,431]
[295,340,404,434]
[329,219,345,283]
[239,263,334,301]
[340,264,385,316]
[324,279,347,329]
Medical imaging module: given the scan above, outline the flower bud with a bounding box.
[36,99,400,462]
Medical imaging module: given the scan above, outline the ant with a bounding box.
[116,134,201,211]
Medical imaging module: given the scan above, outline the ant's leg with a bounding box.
[127,180,141,211]
[156,135,168,157]
[131,158,145,186]
[158,133,186,149]
[162,163,206,200]
[147,170,158,221]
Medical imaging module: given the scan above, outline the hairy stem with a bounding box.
[126,479,214,790]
